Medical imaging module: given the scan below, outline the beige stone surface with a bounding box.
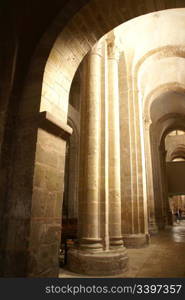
[2,1,185,278]
[60,221,185,278]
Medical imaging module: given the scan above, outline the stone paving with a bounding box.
[60,221,185,278]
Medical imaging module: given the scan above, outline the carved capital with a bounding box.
[106,33,120,60]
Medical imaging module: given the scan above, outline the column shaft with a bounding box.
[121,67,150,247]
[67,39,128,276]
[78,42,102,250]
[145,122,158,234]
[107,36,123,248]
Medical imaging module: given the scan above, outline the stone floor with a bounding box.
[59,220,185,278]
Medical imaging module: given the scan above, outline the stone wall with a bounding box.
[2,1,185,277]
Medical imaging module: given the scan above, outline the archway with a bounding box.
[3,2,185,277]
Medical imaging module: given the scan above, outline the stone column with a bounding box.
[150,130,165,230]
[77,42,103,251]
[107,34,123,248]
[144,121,158,234]
[159,144,172,226]
[119,53,133,243]
[120,64,149,248]
[68,40,128,276]
[159,146,173,226]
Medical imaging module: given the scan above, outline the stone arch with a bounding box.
[135,45,185,75]
[143,85,185,231]
[132,46,185,121]
[170,144,185,161]
[158,117,185,224]
[158,113,185,146]
[151,112,185,224]
[6,1,185,278]
[20,2,185,121]
[143,83,185,123]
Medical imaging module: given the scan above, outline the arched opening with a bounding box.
[144,88,185,230]
[2,1,185,278]
[59,8,185,276]
[165,131,185,225]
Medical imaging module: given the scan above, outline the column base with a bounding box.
[67,247,128,276]
[110,236,123,248]
[79,238,103,251]
[123,233,150,248]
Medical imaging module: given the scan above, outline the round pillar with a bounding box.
[67,39,128,275]
[107,35,123,248]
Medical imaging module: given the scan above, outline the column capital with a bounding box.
[106,33,120,61]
